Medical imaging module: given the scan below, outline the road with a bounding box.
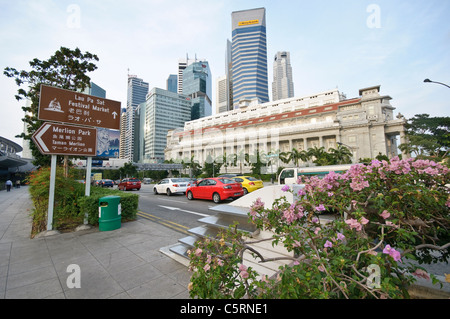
[134,183,233,235]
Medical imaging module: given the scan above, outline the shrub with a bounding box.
[188,157,450,299]
[27,167,85,234]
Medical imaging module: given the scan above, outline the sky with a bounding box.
[1,0,449,151]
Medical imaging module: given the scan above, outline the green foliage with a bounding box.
[3,47,99,167]
[399,114,450,163]
[188,157,450,299]
[77,187,138,225]
[27,167,138,235]
[27,167,85,234]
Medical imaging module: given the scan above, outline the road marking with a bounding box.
[137,211,190,235]
[158,205,209,217]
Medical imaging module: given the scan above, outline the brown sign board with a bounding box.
[32,122,97,156]
[38,85,121,130]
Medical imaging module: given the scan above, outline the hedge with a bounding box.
[78,187,139,226]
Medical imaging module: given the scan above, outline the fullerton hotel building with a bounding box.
[164,85,407,174]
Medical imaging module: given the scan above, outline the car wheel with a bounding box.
[243,188,248,195]
[166,188,172,196]
[187,191,194,200]
[154,188,158,195]
[213,192,221,204]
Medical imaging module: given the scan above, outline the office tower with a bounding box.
[182,61,212,120]
[216,75,228,114]
[124,75,149,161]
[167,74,177,93]
[231,7,269,109]
[177,55,201,94]
[83,82,106,98]
[225,39,233,111]
[272,51,294,101]
[119,108,127,159]
[138,88,192,163]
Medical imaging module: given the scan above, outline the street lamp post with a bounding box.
[423,79,450,89]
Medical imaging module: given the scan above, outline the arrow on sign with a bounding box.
[34,123,51,152]
[112,111,118,119]
[158,205,208,217]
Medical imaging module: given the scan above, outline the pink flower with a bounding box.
[315,204,326,212]
[217,259,224,266]
[383,244,402,262]
[324,240,333,248]
[318,265,325,272]
[412,269,430,280]
[203,264,210,271]
[345,218,362,231]
[380,210,390,219]
[239,264,249,279]
[297,189,306,196]
[337,232,345,241]
[282,185,290,192]
[195,248,202,256]
[360,217,369,225]
[293,240,301,248]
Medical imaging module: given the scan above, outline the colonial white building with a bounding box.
[165,85,407,174]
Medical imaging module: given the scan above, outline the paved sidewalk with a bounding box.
[0,186,191,299]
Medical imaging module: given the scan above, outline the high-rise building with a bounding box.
[177,55,201,94]
[167,74,177,93]
[231,7,269,109]
[124,75,149,161]
[272,51,294,101]
[182,61,212,120]
[216,75,228,114]
[137,88,192,163]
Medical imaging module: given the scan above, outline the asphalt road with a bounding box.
[134,183,232,235]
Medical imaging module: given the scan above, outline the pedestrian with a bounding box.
[5,179,13,192]
[16,180,20,188]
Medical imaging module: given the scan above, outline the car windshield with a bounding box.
[128,178,140,182]
[247,177,259,181]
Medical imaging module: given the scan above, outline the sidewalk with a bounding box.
[0,186,190,299]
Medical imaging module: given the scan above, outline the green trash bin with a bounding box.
[98,196,121,231]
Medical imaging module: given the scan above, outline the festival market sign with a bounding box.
[38,84,121,130]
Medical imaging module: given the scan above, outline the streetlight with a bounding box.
[423,79,450,89]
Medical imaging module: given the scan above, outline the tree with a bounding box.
[399,114,450,163]
[328,144,353,164]
[4,47,99,167]
[119,162,137,178]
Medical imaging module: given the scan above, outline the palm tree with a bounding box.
[329,144,353,164]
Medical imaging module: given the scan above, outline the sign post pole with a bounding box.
[84,156,92,225]
[47,155,57,231]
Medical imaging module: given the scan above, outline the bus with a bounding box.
[278,164,354,185]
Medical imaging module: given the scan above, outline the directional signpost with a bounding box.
[33,84,121,231]
[38,84,121,130]
[32,122,97,157]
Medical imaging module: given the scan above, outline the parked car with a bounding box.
[153,178,190,196]
[118,178,141,191]
[232,176,264,195]
[186,177,244,203]
[143,178,153,184]
[99,179,114,187]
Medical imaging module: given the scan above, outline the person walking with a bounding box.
[5,179,13,192]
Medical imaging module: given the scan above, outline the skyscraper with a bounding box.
[182,61,212,120]
[138,88,192,163]
[231,8,269,109]
[272,51,294,101]
[167,74,177,93]
[124,75,149,161]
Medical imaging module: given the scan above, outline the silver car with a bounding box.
[153,178,190,196]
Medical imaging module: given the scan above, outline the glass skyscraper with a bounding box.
[182,61,212,120]
[124,76,149,161]
[231,7,269,109]
[272,51,294,101]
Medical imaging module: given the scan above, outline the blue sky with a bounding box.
[1,0,449,149]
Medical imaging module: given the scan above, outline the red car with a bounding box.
[186,177,244,203]
[118,178,141,191]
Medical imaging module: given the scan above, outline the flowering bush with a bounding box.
[188,157,450,299]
